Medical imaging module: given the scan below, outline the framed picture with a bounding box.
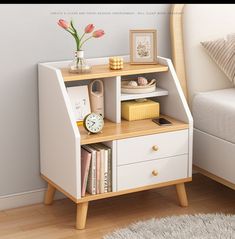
[67,85,91,122]
[130,29,157,64]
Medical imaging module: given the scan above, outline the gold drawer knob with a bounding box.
[152,170,158,176]
[152,145,159,151]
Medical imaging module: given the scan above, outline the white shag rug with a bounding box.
[103,214,235,239]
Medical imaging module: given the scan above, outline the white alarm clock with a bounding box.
[83,112,104,134]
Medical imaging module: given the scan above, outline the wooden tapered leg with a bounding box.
[76,202,89,230]
[175,183,188,207]
[44,183,56,205]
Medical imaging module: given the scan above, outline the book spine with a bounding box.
[103,150,108,193]
[91,152,96,195]
[87,165,92,194]
[100,151,104,194]
[107,149,112,192]
[86,150,96,195]
[96,152,100,194]
[82,166,89,197]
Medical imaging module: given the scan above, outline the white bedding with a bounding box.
[192,88,235,144]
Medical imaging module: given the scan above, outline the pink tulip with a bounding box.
[93,29,105,38]
[85,24,94,33]
[58,19,70,29]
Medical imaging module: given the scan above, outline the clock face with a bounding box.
[84,113,104,133]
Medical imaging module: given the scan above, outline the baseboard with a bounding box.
[193,165,235,190]
[0,188,66,211]
[192,169,198,174]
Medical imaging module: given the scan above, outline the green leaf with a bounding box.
[70,20,78,35]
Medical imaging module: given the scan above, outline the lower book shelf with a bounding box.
[41,173,191,204]
[81,142,113,197]
[77,177,192,203]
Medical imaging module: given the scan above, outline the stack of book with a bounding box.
[80,143,112,197]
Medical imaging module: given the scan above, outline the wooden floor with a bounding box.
[1,174,235,239]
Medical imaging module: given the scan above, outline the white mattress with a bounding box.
[192,88,235,144]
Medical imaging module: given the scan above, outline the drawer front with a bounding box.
[117,154,188,191]
[117,129,188,165]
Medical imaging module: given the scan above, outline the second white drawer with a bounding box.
[117,154,188,191]
[117,129,188,165]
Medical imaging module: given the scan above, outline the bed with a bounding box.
[170,4,235,189]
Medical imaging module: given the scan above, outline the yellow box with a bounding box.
[121,99,160,121]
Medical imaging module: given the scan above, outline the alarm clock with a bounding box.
[83,112,104,134]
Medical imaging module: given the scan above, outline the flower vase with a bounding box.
[69,50,91,74]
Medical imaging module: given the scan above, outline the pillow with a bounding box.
[201,33,235,85]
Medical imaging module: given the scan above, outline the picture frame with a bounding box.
[67,85,91,122]
[130,29,157,64]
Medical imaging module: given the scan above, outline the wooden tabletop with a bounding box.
[61,62,168,82]
[78,115,188,145]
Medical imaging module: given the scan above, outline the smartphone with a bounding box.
[152,117,172,126]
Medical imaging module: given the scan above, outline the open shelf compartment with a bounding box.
[81,140,117,197]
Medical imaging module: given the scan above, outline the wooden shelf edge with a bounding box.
[61,63,168,82]
[78,177,192,203]
[80,125,188,145]
[79,116,189,145]
[41,174,192,204]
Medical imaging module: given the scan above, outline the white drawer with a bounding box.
[117,130,188,165]
[117,154,188,191]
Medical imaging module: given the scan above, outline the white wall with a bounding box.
[0,4,171,199]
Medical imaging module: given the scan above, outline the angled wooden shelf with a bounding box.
[61,62,168,82]
[78,115,189,145]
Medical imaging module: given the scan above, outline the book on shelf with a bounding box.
[91,143,112,194]
[102,146,109,193]
[95,143,112,192]
[80,148,91,197]
[91,144,106,193]
[96,150,101,194]
[82,145,97,195]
